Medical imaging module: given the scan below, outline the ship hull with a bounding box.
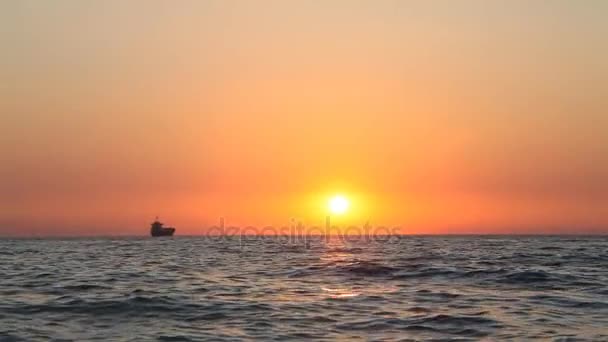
[151,228,175,237]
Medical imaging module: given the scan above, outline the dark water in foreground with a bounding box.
[1,236,607,341]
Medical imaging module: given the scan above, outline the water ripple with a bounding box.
[0,236,607,340]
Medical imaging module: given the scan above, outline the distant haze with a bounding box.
[1,1,607,235]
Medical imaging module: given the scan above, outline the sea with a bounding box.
[1,236,607,341]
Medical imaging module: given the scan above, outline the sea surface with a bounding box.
[1,236,607,341]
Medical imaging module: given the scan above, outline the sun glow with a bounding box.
[328,195,350,215]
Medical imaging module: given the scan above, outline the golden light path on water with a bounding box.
[318,239,399,300]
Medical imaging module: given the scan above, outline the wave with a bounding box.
[339,261,398,276]
[6,296,191,316]
[391,267,459,280]
[336,314,500,336]
[463,269,508,277]
[59,284,111,291]
[497,270,588,286]
[157,336,195,342]
[324,247,364,254]
[528,295,608,309]
[411,313,500,326]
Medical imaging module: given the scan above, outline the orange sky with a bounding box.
[1,1,607,236]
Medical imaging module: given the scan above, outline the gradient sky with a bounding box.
[1,0,607,236]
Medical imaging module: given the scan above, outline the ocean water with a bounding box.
[1,236,607,341]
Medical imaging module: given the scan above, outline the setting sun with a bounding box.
[328,195,350,215]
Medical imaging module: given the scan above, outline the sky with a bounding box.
[1,0,607,236]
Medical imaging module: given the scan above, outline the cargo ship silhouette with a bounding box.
[150,217,175,237]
